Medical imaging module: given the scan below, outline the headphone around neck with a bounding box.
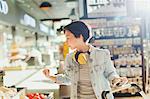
[72,51,90,65]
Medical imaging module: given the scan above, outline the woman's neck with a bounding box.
[77,44,90,52]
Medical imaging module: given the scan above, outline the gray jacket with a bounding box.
[56,45,119,99]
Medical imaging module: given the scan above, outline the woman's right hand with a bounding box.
[43,68,50,78]
[43,68,57,82]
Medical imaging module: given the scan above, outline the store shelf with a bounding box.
[83,17,147,95]
[94,36,141,40]
[4,66,25,71]
[3,65,54,71]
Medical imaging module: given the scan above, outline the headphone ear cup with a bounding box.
[78,53,87,65]
[73,51,87,65]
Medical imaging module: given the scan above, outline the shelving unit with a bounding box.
[82,18,147,96]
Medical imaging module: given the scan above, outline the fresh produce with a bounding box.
[26,93,47,99]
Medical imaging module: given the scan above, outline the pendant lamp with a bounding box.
[40,1,52,10]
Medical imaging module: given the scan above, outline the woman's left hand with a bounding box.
[112,77,128,87]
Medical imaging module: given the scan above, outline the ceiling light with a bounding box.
[39,1,52,10]
[68,8,78,20]
[69,8,75,16]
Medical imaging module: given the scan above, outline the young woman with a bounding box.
[43,21,128,99]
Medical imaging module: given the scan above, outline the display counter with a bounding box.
[4,69,38,87]
[16,69,60,99]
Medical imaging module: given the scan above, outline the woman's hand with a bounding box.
[112,77,128,87]
[43,68,50,78]
[43,68,57,82]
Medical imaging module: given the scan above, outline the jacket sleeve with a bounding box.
[104,49,120,81]
[55,54,72,84]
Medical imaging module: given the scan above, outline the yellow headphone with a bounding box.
[72,51,90,65]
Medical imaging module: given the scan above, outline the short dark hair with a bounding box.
[64,21,90,42]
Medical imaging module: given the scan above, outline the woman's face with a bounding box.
[64,30,85,50]
[64,30,77,50]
